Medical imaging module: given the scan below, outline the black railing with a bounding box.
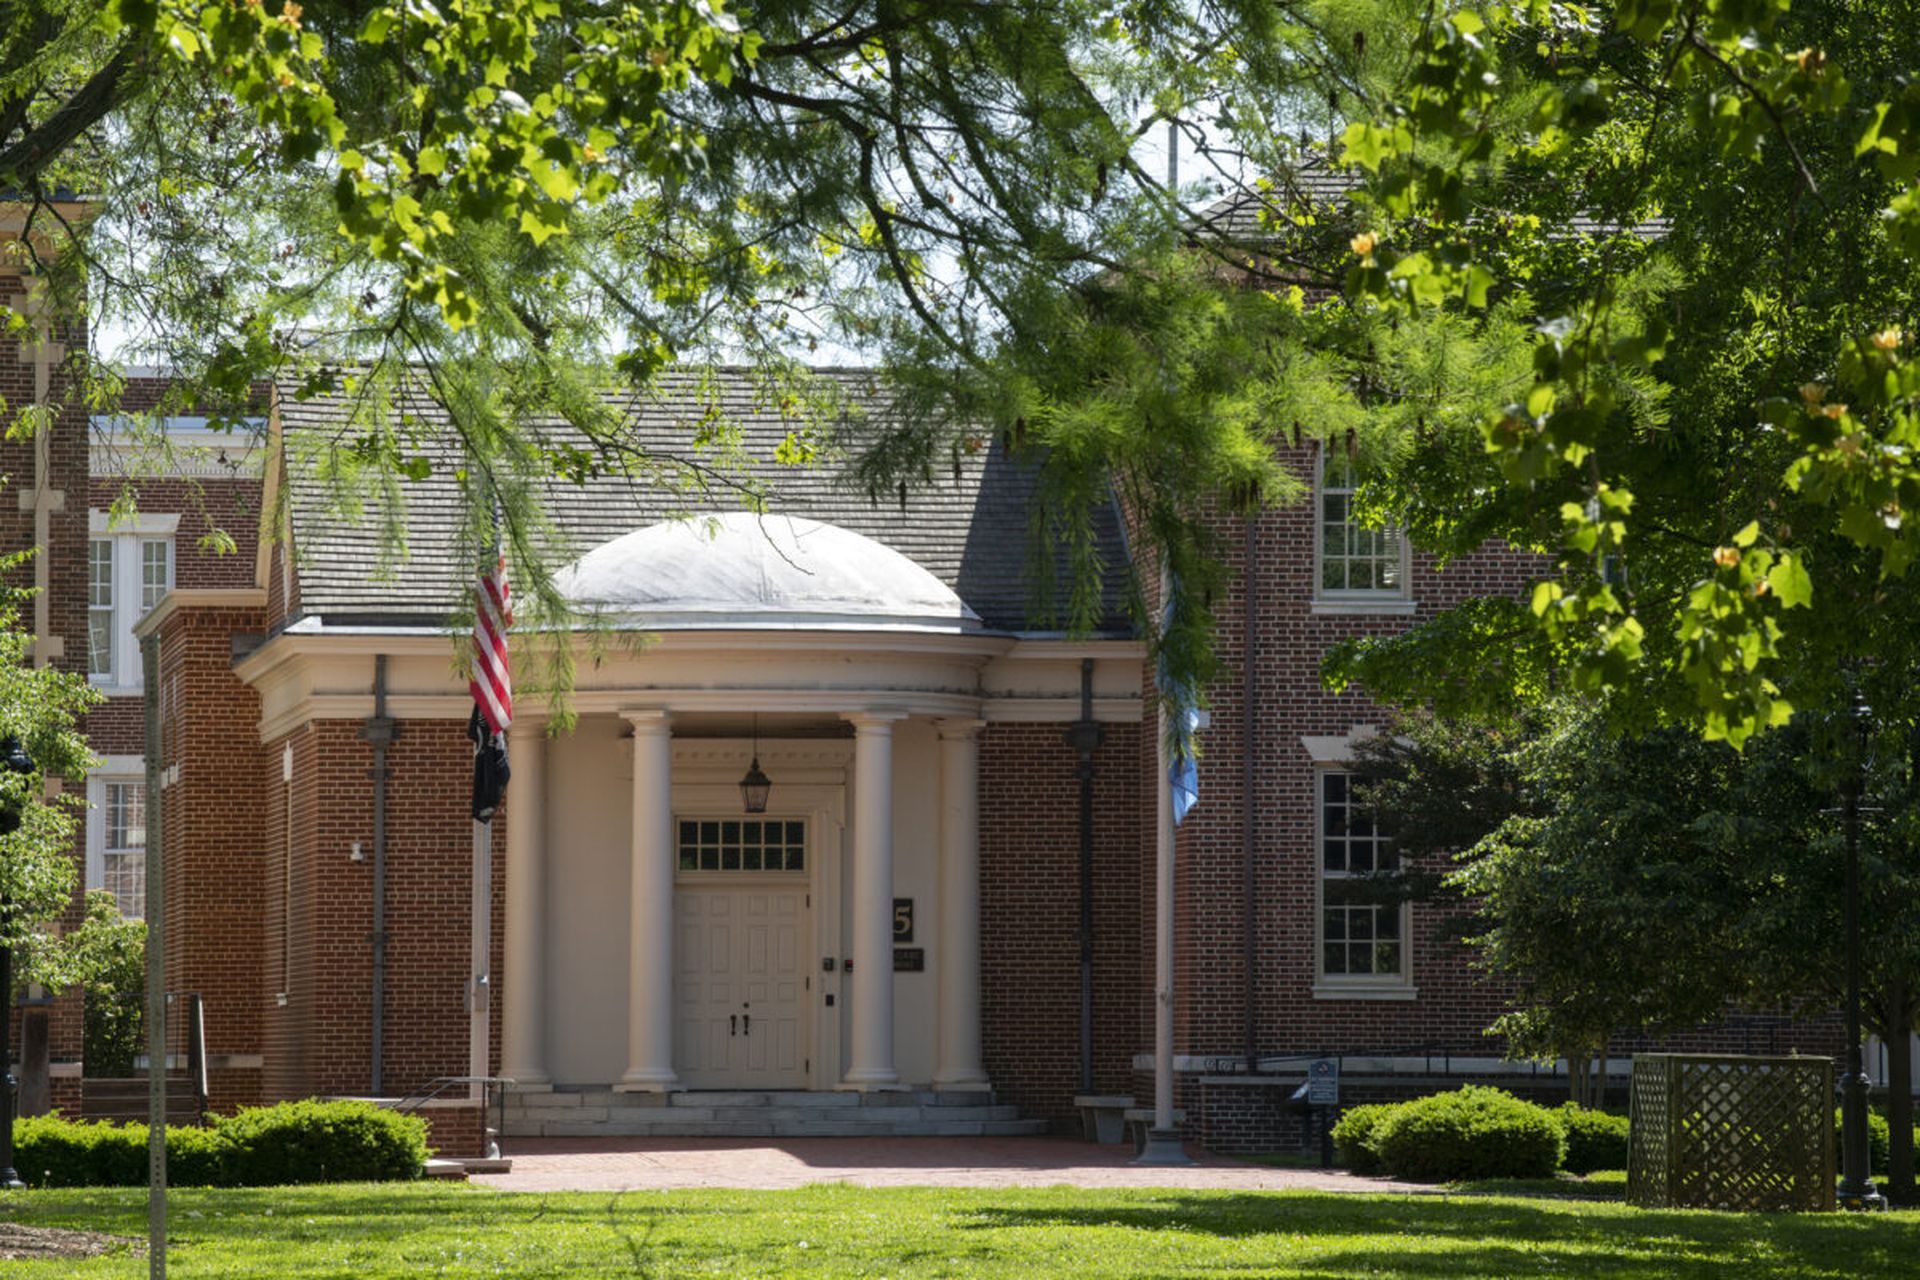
[395,1076,515,1161]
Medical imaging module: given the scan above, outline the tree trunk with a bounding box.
[1888,980,1916,1208]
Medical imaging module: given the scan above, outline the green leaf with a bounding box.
[1765,555,1813,608]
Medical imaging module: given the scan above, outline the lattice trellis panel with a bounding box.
[1626,1054,1834,1212]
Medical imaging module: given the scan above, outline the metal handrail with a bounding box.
[395,1075,516,1160]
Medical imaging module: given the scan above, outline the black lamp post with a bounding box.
[1838,690,1887,1211]
[0,733,33,1191]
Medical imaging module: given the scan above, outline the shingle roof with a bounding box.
[278,368,1134,635]
[1186,157,1668,243]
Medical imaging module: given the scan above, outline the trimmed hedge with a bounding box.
[219,1100,427,1186]
[12,1100,428,1188]
[1369,1086,1566,1181]
[1329,1103,1394,1175]
[1558,1104,1631,1176]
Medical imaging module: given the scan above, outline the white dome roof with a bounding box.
[557,512,979,631]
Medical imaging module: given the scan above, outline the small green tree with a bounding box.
[40,892,147,1078]
[0,553,100,984]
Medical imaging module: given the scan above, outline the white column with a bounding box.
[841,710,905,1089]
[501,716,549,1088]
[617,709,679,1091]
[933,718,989,1090]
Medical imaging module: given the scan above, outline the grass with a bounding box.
[2,1181,1917,1277]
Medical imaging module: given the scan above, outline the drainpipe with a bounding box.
[1243,515,1260,1075]
[360,656,398,1095]
[1065,659,1105,1096]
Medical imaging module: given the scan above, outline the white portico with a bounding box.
[498,514,1063,1096]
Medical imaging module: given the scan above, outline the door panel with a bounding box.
[673,885,808,1088]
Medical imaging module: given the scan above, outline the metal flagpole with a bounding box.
[470,818,491,1107]
[467,515,513,1154]
[1138,565,1191,1165]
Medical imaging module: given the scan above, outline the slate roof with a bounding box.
[1186,157,1668,243]
[277,368,1134,635]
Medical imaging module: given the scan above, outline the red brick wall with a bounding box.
[87,476,263,591]
[1150,445,1539,1069]
[979,721,1143,1127]
[261,716,504,1102]
[154,602,267,1112]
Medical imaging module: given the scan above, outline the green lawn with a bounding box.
[3,1182,1917,1278]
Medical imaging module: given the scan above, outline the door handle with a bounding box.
[743,1013,750,1036]
[730,1015,737,1036]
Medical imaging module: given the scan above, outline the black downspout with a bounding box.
[1066,659,1104,1096]
[1243,515,1260,1075]
[361,656,398,1095]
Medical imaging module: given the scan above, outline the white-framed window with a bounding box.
[676,817,808,873]
[1314,451,1411,609]
[86,759,148,919]
[1315,768,1411,994]
[87,512,177,691]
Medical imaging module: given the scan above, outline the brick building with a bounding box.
[11,215,1878,1157]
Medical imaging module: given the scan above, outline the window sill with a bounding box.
[89,682,144,698]
[1312,982,1418,1002]
[1310,598,1418,617]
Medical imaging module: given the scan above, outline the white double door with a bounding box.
[673,885,810,1089]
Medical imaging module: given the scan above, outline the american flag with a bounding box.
[471,545,513,734]
[469,542,512,822]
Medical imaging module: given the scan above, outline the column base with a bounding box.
[837,1068,907,1092]
[614,1067,682,1093]
[931,1071,992,1092]
[502,1073,552,1093]
[1133,1128,1193,1166]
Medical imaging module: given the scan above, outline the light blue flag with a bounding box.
[1158,592,1201,826]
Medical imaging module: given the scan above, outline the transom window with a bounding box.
[677,818,806,873]
[1318,453,1406,597]
[1319,770,1404,980]
[102,780,147,918]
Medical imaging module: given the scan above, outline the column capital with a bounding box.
[842,709,908,733]
[507,715,549,742]
[934,717,985,741]
[620,707,673,735]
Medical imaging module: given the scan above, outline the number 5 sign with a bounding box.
[893,898,914,943]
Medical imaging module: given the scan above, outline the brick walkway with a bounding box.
[470,1136,1431,1193]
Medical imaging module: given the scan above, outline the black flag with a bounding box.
[469,706,511,822]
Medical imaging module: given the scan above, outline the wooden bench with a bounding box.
[1073,1095,1134,1145]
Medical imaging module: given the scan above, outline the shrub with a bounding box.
[1558,1104,1630,1175]
[12,1115,142,1188]
[11,1100,427,1188]
[1371,1086,1566,1181]
[217,1100,427,1186]
[1330,1103,1395,1175]
[1833,1109,1891,1176]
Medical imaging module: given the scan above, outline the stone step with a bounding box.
[502,1114,1052,1139]
[500,1087,1039,1139]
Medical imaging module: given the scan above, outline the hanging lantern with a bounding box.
[740,715,771,813]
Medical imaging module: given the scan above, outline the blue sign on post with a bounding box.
[1307,1058,1340,1106]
